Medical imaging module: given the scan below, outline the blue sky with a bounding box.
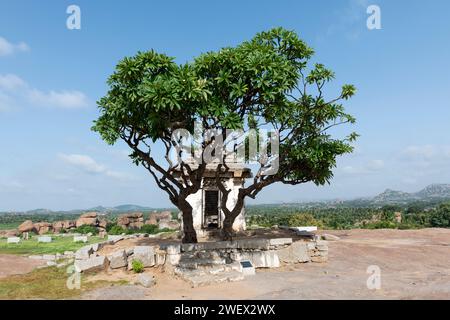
[1,0,450,211]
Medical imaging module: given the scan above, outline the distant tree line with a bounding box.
[246,202,450,230]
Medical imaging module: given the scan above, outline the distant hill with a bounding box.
[2,184,450,215]
[371,184,450,205]
[248,183,450,209]
[0,205,167,216]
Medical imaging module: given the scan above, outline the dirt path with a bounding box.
[0,255,46,279]
[81,228,450,300]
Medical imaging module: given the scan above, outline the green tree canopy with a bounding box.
[93,27,357,242]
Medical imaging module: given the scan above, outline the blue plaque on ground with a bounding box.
[240,261,253,268]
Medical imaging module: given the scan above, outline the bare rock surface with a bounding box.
[79,229,450,300]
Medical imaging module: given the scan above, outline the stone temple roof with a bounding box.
[174,159,252,178]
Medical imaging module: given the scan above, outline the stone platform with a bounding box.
[72,235,328,287]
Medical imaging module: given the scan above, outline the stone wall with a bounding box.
[72,236,328,275]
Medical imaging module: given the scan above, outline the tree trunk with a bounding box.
[179,199,198,243]
[221,217,234,241]
[221,197,245,241]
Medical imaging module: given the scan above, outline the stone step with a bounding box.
[175,268,245,287]
[178,257,227,269]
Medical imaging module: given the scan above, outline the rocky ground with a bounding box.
[1,228,449,299]
[0,254,46,278]
[81,228,450,300]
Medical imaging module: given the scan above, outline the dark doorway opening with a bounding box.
[204,190,220,229]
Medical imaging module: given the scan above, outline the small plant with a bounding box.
[131,259,144,273]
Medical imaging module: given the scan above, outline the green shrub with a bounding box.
[106,222,117,232]
[131,260,144,273]
[108,225,125,235]
[429,203,450,227]
[140,224,158,234]
[287,213,323,229]
[73,225,98,235]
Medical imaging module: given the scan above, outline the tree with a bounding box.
[429,203,450,227]
[92,27,357,243]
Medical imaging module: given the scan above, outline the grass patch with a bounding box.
[0,236,104,255]
[0,266,128,299]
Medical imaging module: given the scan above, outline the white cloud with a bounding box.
[28,89,89,109]
[0,37,29,57]
[324,0,370,40]
[58,153,135,181]
[0,74,27,91]
[341,159,384,175]
[398,145,450,169]
[366,159,384,171]
[0,73,89,111]
[0,180,25,191]
[59,154,106,174]
[400,145,442,161]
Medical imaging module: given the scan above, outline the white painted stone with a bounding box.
[38,236,52,243]
[73,235,88,243]
[291,226,317,232]
[108,235,124,243]
[7,237,20,244]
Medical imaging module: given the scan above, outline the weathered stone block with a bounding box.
[129,246,156,268]
[160,244,180,255]
[75,245,94,260]
[235,239,270,250]
[107,250,127,269]
[74,256,108,273]
[231,251,279,268]
[137,274,155,288]
[166,253,181,265]
[156,252,166,265]
[206,241,238,250]
[277,241,311,263]
[107,235,124,243]
[269,238,293,247]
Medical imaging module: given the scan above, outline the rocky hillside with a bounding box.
[372,184,450,204]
